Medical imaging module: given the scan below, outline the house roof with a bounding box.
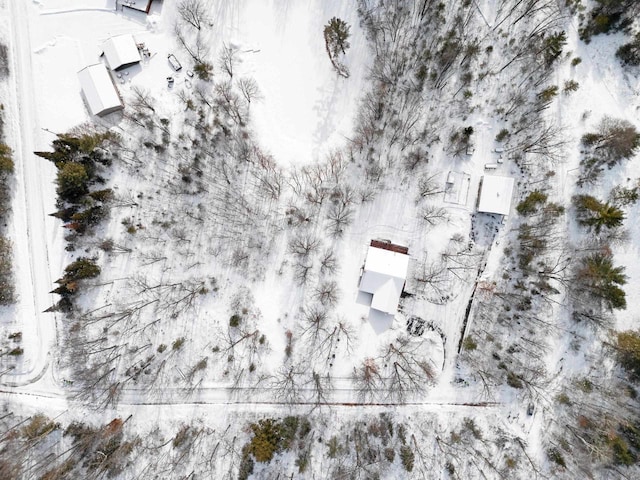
[77,64,123,116]
[363,244,410,280]
[478,174,515,216]
[102,34,140,70]
[359,244,409,315]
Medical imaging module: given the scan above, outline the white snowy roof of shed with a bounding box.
[77,64,123,116]
[359,246,409,315]
[478,174,515,216]
[102,34,140,70]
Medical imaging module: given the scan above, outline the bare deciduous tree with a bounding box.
[417,173,442,199]
[237,77,261,104]
[271,365,304,404]
[219,43,238,79]
[307,371,332,407]
[214,81,245,125]
[177,0,209,31]
[174,24,211,65]
[300,304,328,344]
[320,248,338,275]
[289,233,320,258]
[315,319,355,366]
[380,336,436,402]
[414,260,451,301]
[302,163,329,205]
[327,202,353,237]
[421,204,449,226]
[251,149,283,200]
[293,260,313,285]
[353,358,384,403]
[313,280,340,306]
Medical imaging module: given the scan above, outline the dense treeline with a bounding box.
[36,130,116,311]
[0,103,15,305]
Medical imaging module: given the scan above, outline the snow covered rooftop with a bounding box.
[77,64,123,116]
[477,174,515,216]
[102,34,141,70]
[359,242,409,317]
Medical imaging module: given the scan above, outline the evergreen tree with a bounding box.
[576,252,627,310]
[516,190,548,216]
[324,17,351,58]
[617,32,640,66]
[56,162,88,202]
[248,419,282,463]
[586,202,625,232]
[544,31,567,66]
[573,194,625,233]
[61,257,101,282]
[0,142,13,174]
[616,330,640,379]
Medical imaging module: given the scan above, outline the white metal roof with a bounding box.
[478,174,515,216]
[77,64,123,116]
[359,246,409,315]
[363,245,410,280]
[102,34,140,70]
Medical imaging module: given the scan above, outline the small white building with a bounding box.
[102,34,141,70]
[359,241,410,327]
[77,64,124,117]
[477,174,515,216]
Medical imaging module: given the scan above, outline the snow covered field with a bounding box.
[1,0,640,478]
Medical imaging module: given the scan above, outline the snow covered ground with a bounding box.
[0,0,61,388]
[2,0,640,478]
[211,0,371,167]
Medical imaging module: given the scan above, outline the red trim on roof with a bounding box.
[370,240,409,255]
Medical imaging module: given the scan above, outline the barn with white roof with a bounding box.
[359,240,410,328]
[77,64,124,117]
[477,174,515,216]
[101,34,141,70]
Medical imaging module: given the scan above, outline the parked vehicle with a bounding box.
[168,54,182,71]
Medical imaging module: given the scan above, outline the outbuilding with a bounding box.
[120,0,154,14]
[359,240,410,325]
[77,64,124,117]
[102,34,141,70]
[477,174,515,216]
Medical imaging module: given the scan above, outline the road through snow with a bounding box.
[1,0,59,387]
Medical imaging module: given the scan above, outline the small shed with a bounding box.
[121,0,153,13]
[102,34,141,70]
[359,240,410,320]
[477,174,515,216]
[77,64,124,117]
